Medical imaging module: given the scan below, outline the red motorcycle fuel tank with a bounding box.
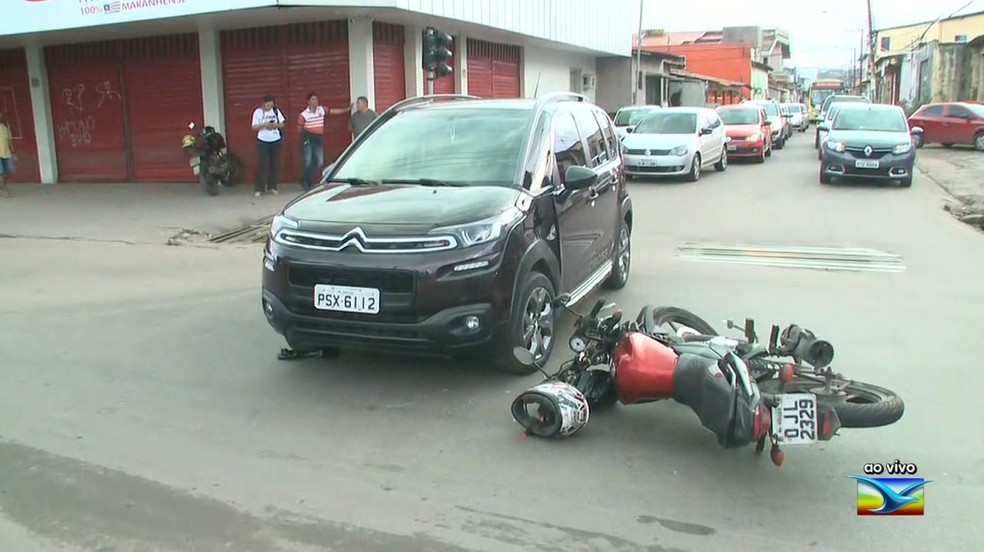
[613,331,680,404]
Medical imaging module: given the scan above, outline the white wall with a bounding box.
[523,45,597,101]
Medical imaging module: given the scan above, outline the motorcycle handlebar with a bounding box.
[588,299,605,319]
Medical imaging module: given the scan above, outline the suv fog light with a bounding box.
[263,300,274,318]
[453,260,490,272]
[464,316,481,331]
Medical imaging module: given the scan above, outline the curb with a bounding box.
[915,161,984,231]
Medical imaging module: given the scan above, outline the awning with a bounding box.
[667,68,750,89]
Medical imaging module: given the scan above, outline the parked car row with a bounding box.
[615,101,806,181]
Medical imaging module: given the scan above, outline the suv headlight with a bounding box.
[892,143,912,154]
[431,207,524,249]
[270,214,298,241]
[669,145,688,155]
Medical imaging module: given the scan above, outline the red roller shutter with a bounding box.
[0,48,40,182]
[373,23,406,112]
[222,21,349,184]
[467,40,521,99]
[46,42,128,182]
[122,34,203,182]
[421,30,455,95]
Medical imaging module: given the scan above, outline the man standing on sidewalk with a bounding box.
[350,96,378,139]
[0,111,16,198]
[252,95,285,198]
[297,92,351,191]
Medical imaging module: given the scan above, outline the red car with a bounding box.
[716,104,773,162]
[907,102,984,151]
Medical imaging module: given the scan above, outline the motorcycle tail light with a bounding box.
[817,404,841,441]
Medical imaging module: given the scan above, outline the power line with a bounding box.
[907,0,980,51]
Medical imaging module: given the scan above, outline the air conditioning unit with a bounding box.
[581,73,597,91]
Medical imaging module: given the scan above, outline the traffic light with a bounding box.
[423,27,453,78]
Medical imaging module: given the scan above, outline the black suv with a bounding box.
[261,92,633,374]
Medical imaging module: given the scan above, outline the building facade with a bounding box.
[0,0,631,184]
[872,10,984,110]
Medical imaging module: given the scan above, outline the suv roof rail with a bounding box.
[385,94,482,113]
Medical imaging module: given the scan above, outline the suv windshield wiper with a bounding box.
[380,178,468,187]
[323,177,380,186]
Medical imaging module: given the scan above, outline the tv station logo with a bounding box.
[849,460,930,516]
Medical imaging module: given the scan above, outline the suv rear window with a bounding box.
[334,107,533,186]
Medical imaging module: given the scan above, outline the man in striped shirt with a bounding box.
[298,92,351,191]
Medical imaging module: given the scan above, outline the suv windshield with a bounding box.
[615,108,657,126]
[634,112,697,134]
[832,108,908,132]
[333,107,532,186]
[719,109,760,125]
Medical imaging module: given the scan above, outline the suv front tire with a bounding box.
[493,271,557,375]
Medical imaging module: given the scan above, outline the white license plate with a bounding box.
[855,160,880,169]
[314,284,380,314]
[637,159,658,167]
[772,393,818,445]
[727,144,737,151]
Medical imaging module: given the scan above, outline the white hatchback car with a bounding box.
[621,107,728,181]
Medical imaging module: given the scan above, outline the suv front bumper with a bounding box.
[261,241,515,356]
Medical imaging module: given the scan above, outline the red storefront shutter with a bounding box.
[373,22,406,112]
[421,30,455,95]
[122,34,203,182]
[0,48,40,182]
[221,27,287,185]
[222,21,349,184]
[45,42,128,182]
[466,40,493,98]
[283,21,350,169]
[491,42,521,98]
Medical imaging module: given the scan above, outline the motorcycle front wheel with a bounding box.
[200,172,219,196]
[758,378,904,428]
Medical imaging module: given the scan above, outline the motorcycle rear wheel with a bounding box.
[758,378,904,428]
[200,172,219,196]
[640,306,719,337]
[221,153,245,187]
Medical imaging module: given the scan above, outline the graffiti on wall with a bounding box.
[58,116,96,147]
[57,80,123,147]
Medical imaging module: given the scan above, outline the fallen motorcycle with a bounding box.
[510,295,905,466]
[181,122,244,196]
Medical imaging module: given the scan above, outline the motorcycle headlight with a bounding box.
[892,143,912,154]
[669,145,688,156]
[270,214,298,242]
[430,207,524,249]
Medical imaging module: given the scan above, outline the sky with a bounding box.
[632,0,984,68]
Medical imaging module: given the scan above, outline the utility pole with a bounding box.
[865,0,876,100]
[633,0,644,105]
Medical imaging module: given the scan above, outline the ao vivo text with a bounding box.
[862,460,918,476]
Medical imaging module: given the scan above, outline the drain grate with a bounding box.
[676,243,905,273]
[208,216,275,244]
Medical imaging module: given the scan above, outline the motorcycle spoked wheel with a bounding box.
[758,378,904,429]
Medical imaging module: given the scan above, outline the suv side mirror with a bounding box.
[564,165,598,190]
[910,126,924,135]
[625,126,634,134]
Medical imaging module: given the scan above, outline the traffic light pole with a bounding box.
[427,71,435,95]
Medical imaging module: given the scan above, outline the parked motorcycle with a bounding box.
[181,122,244,196]
[510,295,905,467]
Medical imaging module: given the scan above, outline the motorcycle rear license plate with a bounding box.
[771,393,818,445]
[314,284,380,314]
[855,160,879,169]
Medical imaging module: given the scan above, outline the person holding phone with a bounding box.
[251,94,285,197]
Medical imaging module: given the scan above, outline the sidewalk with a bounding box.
[0,182,299,245]
[915,145,984,229]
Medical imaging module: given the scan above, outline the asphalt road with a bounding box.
[1,133,981,551]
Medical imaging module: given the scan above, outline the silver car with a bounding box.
[612,106,660,140]
[621,107,729,182]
